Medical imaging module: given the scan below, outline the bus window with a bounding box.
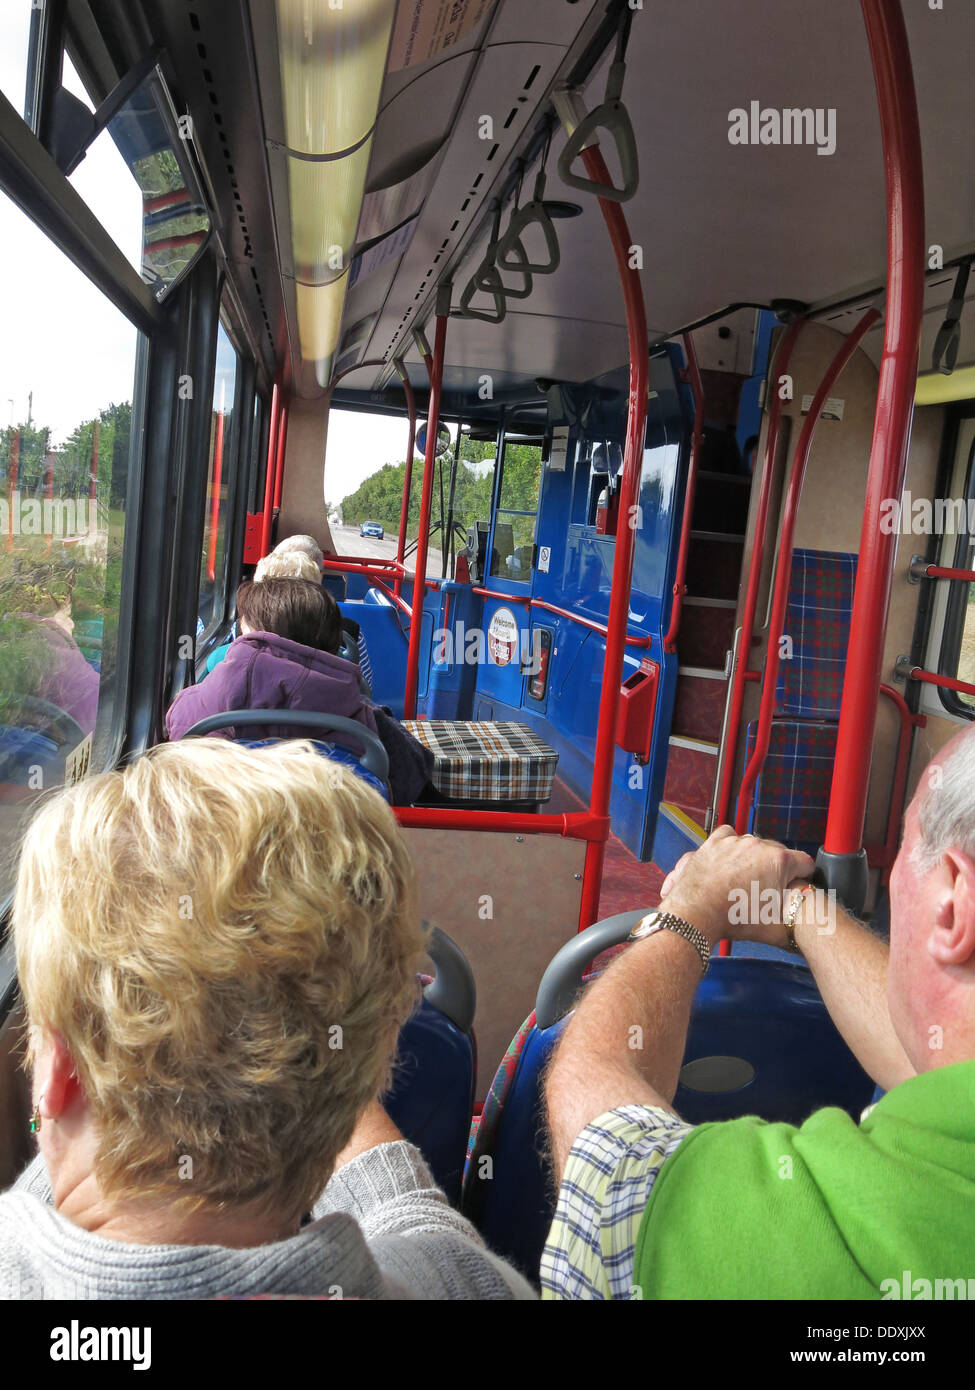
[61,55,210,300]
[0,4,34,120]
[197,319,240,639]
[0,186,143,897]
[489,441,542,582]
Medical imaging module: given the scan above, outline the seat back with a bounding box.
[464,910,873,1283]
[384,928,477,1207]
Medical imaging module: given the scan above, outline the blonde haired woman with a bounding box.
[0,740,532,1299]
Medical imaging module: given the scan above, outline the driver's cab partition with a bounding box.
[401,825,585,1098]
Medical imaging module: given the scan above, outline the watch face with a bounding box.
[632,910,662,938]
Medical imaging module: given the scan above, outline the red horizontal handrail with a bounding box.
[734,307,880,836]
[395,806,609,841]
[531,599,653,648]
[324,555,406,571]
[899,665,975,699]
[663,332,704,653]
[472,586,531,605]
[368,576,413,618]
[915,564,975,583]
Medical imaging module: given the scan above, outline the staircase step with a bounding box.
[663,736,719,817]
[652,801,707,874]
[693,473,752,534]
[673,669,727,742]
[686,536,743,602]
[676,602,736,668]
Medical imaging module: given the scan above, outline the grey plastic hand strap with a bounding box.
[458,263,507,323]
[535,907,646,1030]
[180,708,390,781]
[557,63,639,204]
[498,163,561,275]
[423,926,476,1034]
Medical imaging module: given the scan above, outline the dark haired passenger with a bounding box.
[166,578,432,804]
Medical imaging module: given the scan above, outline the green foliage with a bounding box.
[338,436,541,540]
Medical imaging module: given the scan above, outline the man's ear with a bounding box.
[929,848,975,968]
[38,1031,86,1121]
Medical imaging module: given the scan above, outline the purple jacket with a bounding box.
[165,632,380,745]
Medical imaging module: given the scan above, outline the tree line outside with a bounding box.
[335,436,543,542]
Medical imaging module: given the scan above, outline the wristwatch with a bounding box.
[628,909,712,974]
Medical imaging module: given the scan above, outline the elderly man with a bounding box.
[542,727,975,1299]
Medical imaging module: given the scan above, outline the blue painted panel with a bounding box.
[470,346,692,860]
[417,582,481,720]
[342,590,410,714]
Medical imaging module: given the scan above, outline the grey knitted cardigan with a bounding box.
[0,1142,536,1301]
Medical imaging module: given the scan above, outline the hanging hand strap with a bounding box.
[555,15,639,204]
[932,261,971,374]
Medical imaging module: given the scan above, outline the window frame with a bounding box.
[934,418,975,719]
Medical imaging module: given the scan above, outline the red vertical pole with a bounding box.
[6,429,18,553]
[821,0,925,901]
[663,332,704,653]
[576,146,650,932]
[207,384,226,583]
[260,382,280,559]
[394,366,418,599]
[714,317,805,826]
[90,419,99,503]
[272,402,289,512]
[44,446,54,554]
[403,317,447,718]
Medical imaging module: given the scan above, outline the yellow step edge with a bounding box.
[658,802,707,844]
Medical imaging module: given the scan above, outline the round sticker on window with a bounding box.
[487,606,519,666]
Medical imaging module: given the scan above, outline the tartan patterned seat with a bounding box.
[744,719,837,850]
[775,549,857,719]
[745,551,857,850]
[401,720,558,803]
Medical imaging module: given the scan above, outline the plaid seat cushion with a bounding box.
[776,549,857,719]
[744,719,837,847]
[401,720,558,802]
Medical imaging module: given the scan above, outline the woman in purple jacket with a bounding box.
[166,578,432,804]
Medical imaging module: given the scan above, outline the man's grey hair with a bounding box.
[913,729,975,872]
[271,534,324,573]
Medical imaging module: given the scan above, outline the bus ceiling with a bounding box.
[131,0,975,407]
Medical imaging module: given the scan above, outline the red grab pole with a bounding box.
[207,384,226,582]
[394,363,418,599]
[734,308,880,836]
[714,318,804,826]
[663,332,704,653]
[403,313,447,718]
[272,401,289,515]
[822,0,924,888]
[260,381,280,558]
[577,145,650,932]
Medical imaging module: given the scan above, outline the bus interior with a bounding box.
[1,0,975,1287]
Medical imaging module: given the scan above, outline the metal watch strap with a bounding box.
[630,910,712,974]
[784,888,806,955]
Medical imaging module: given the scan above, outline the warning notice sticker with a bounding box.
[388,0,493,72]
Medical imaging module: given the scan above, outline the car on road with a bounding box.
[359,521,385,539]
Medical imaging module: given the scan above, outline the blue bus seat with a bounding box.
[463,909,874,1283]
[238,738,389,800]
[385,928,477,1207]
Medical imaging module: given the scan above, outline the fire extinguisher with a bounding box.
[595,482,619,535]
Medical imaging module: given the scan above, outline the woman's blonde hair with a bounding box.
[13,739,425,1221]
[270,535,323,572]
[253,551,321,584]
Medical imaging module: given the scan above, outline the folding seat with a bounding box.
[464,908,873,1284]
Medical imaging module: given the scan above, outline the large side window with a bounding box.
[489,440,542,582]
[0,187,144,894]
[935,421,975,717]
[197,318,240,637]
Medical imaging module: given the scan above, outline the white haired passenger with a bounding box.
[0,739,533,1300]
[260,535,373,689]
